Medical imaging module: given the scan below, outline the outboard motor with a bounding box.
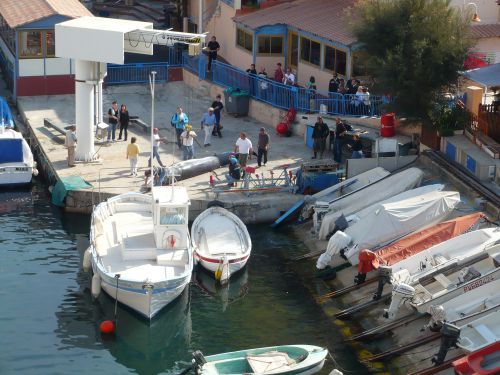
[373,266,392,300]
[423,305,446,332]
[192,351,207,375]
[383,283,415,319]
[432,323,460,366]
[457,266,481,284]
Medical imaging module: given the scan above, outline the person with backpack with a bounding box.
[171,106,189,149]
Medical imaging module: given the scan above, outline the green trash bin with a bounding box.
[224,88,250,117]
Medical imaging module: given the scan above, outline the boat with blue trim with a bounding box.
[84,186,194,319]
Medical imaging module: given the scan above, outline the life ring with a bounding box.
[162,229,182,249]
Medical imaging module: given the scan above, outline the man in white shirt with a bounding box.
[283,67,295,85]
[148,128,165,167]
[234,132,253,168]
[180,125,197,160]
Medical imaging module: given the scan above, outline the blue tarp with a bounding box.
[0,97,14,128]
[0,138,23,163]
[51,176,93,207]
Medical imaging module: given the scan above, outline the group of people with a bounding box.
[311,117,363,163]
[107,101,130,142]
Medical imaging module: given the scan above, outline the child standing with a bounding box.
[126,137,140,176]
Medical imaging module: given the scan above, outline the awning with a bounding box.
[460,63,500,88]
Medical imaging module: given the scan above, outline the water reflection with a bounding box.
[192,268,249,312]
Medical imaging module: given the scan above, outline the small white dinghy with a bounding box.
[0,127,37,186]
[192,206,252,283]
[192,345,328,375]
[458,310,500,352]
[85,187,194,319]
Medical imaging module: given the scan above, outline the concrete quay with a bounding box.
[17,81,314,223]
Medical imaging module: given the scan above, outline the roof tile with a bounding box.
[471,23,500,39]
[0,0,92,28]
[234,0,357,46]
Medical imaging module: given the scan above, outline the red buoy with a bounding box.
[100,320,115,334]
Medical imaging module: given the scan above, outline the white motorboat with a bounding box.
[84,187,194,319]
[317,167,424,240]
[316,186,460,269]
[192,345,329,375]
[383,228,500,319]
[457,310,500,353]
[192,206,252,283]
[307,167,390,225]
[0,98,37,186]
[425,277,500,332]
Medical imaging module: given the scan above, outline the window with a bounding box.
[19,31,42,58]
[236,28,253,52]
[300,37,320,66]
[46,31,55,57]
[324,46,347,76]
[257,35,283,54]
[19,30,57,58]
[160,207,185,225]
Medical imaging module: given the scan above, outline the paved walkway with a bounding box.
[18,81,312,206]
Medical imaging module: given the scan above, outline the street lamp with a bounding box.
[462,1,481,22]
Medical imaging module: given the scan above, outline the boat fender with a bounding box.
[383,283,415,320]
[329,371,343,375]
[91,274,101,299]
[32,168,39,177]
[207,200,224,209]
[83,247,92,272]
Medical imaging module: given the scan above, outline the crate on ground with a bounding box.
[301,159,338,172]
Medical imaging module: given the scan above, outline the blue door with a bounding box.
[466,155,476,174]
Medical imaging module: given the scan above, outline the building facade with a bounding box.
[0,0,92,99]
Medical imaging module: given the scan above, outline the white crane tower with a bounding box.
[55,17,206,162]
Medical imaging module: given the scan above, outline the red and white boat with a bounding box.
[192,206,252,284]
[453,338,500,374]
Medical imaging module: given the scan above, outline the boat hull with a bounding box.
[93,259,191,319]
[198,345,328,375]
[0,167,33,186]
[195,251,249,275]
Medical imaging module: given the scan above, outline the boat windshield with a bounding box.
[160,207,185,225]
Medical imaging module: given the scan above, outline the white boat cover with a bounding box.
[0,128,34,167]
[317,167,423,240]
[344,190,460,265]
[317,185,445,269]
[246,352,295,373]
[318,189,460,268]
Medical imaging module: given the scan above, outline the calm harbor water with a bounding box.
[0,182,364,375]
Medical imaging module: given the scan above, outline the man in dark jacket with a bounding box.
[312,116,330,159]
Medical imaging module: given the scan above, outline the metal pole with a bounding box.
[149,71,157,191]
[198,0,203,34]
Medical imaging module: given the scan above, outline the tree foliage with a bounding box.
[350,0,474,119]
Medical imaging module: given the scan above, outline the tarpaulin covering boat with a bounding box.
[357,212,485,275]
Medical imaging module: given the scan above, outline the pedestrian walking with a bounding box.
[126,137,140,176]
[234,132,253,168]
[206,36,220,72]
[148,128,165,167]
[107,101,119,142]
[171,106,188,149]
[200,107,216,146]
[180,125,197,160]
[211,94,224,138]
[257,127,269,167]
[65,125,77,167]
[334,117,347,163]
[312,116,329,159]
[118,104,129,141]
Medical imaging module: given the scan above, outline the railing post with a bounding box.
[292,86,298,111]
[198,54,206,80]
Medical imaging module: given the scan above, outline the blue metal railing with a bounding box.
[182,53,200,74]
[106,63,169,85]
[212,60,383,116]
